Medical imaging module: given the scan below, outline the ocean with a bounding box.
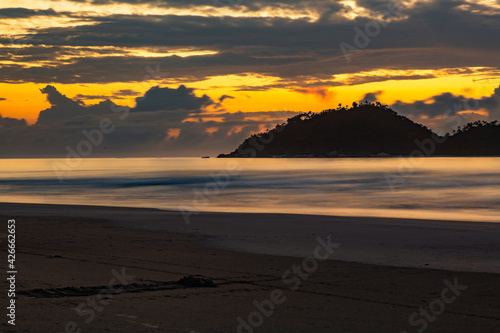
[1,157,499,222]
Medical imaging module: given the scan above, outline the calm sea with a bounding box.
[1,157,499,222]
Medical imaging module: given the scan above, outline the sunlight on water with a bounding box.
[1,157,499,222]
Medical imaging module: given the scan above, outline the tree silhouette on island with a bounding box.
[218,102,500,158]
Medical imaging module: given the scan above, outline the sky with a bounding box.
[0,0,499,157]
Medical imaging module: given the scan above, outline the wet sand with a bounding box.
[1,203,499,332]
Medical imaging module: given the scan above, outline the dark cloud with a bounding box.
[50,0,344,14]
[219,94,234,102]
[36,85,121,125]
[114,89,140,97]
[74,89,140,100]
[0,114,27,128]
[0,98,6,101]
[131,85,214,113]
[391,85,500,134]
[392,90,499,119]
[0,46,492,86]
[0,3,498,84]
[354,0,390,11]
[293,87,334,100]
[36,84,217,127]
[0,8,58,19]
[361,91,383,103]
[37,85,84,124]
[75,94,120,100]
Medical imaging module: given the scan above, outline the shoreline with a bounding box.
[2,202,500,273]
[3,200,500,225]
[1,202,500,332]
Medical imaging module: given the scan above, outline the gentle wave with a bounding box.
[1,157,499,222]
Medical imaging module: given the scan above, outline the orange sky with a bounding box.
[0,0,499,125]
[0,71,497,125]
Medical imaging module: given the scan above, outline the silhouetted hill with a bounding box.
[218,103,500,157]
[437,121,500,156]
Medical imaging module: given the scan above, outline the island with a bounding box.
[218,102,500,158]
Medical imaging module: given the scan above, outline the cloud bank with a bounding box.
[0,0,498,86]
[0,85,294,157]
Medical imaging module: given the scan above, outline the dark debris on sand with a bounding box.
[18,275,217,298]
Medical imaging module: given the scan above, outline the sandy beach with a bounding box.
[1,202,500,332]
